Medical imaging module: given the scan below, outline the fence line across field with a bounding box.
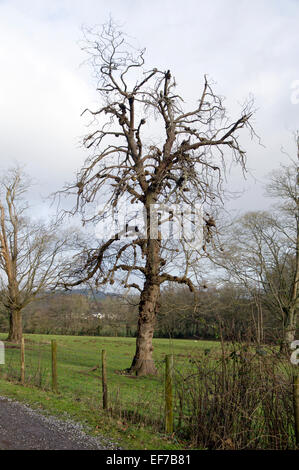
[0,339,174,434]
[0,337,298,448]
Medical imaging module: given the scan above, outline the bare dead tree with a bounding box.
[0,167,72,343]
[60,21,254,375]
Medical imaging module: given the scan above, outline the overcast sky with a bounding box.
[0,0,298,219]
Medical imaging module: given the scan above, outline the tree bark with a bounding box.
[129,278,160,376]
[129,199,161,377]
[7,309,22,343]
[284,308,297,345]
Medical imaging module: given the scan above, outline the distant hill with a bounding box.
[64,288,121,300]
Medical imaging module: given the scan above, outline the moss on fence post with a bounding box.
[20,337,25,385]
[102,349,108,410]
[51,339,58,393]
[165,354,173,434]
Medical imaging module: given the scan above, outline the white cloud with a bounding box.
[0,0,298,216]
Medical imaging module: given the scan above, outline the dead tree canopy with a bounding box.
[61,21,254,375]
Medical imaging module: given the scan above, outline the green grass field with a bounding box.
[1,333,295,450]
[0,333,220,450]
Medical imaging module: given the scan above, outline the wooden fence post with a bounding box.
[165,354,173,434]
[294,373,299,447]
[102,349,108,410]
[51,339,58,393]
[20,337,25,385]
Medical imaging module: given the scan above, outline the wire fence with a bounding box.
[0,336,298,449]
[0,337,167,430]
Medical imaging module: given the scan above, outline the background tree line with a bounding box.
[0,281,295,343]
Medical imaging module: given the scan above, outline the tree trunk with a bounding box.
[129,203,161,376]
[129,279,160,376]
[280,307,297,353]
[7,309,22,343]
[284,308,297,346]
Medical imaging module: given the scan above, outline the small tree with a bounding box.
[266,136,299,345]
[62,22,253,375]
[215,137,299,347]
[0,167,71,343]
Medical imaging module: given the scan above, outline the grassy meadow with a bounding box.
[0,333,219,449]
[0,333,296,450]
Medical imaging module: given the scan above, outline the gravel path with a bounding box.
[0,396,121,450]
